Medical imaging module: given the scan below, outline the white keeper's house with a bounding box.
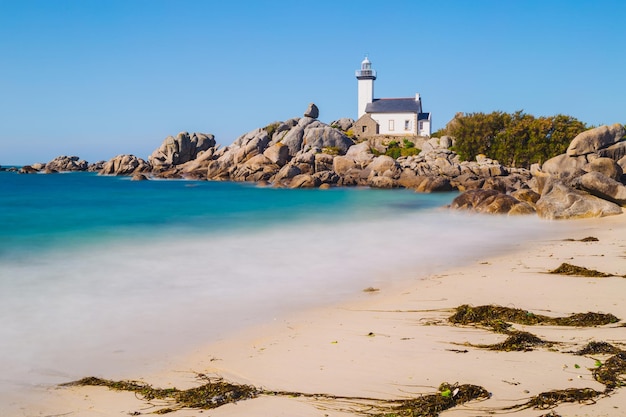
[354,56,431,138]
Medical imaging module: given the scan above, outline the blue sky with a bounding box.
[1,0,625,165]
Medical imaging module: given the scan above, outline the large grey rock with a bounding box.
[206,150,235,180]
[231,154,278,182]
[303,103,319,119]
[263,143,290,167]
[415,176,454,193]
[46,155,88,172]
[332,156,356,176]
[574,171,626,206]
[232,129,270,164]
[149,132,215,167]
[367,155,398,175]
[302,127,354,155]
[280,126,305,156]
[450,173,485,191]
[345,141,374,166]
[368,176,398,189]
[584,157,623,181]
[566,124,625,156]
[541,153,589,177]
[289,173,320,188]
[511,189,541,206]
[312,170,340,185]
[273,163,302,183]
[88,161,105,172]
[100,155,151,175]
[450,189,535,215]
[178,147,217,178]
[439,136,453,149]
[598,140,626,161]
[536,180,622,219]
[314,153,334,172]
[330,118,354,131]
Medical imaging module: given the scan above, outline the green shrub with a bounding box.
[441,111,587,168]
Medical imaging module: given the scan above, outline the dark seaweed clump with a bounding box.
[575,341,623,356]
[592,351,626,390]
[549,263,615,277]
[563,236,599,242]
[505,387,603,411]
[449,304,618,328]
[63,375,259,413]
[480,331,551,352]
[371,383,489,417]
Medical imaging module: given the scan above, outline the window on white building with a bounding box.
[404,120,410,130]
[419,121,423,131]
[389,120,395,131]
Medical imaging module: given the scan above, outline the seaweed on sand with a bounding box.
[504,387,603,411]
[549,263,617,277]
[449,304,619,328]
[592,351,626,390]
[562,236,599,242]
[449,305,618,352]
[503,350,626,412]
[574,341,623,356]
[63,375,259,412]
[368,383,490,417]
[64,377,489,417]
[473,330,551,352]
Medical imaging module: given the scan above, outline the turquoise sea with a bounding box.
[0,172,569,408]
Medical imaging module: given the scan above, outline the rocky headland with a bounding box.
[9,104,626,220]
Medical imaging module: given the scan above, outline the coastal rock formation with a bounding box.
[149,132,216,168]
[536,179,622,219]
[45,156,89,172]
[566,123,625,156]
[450,123,626,218]
[531,124,626,219]
[303,102,319,119]
[100,154,151,176]
[22,101,619,220]
[450,189,535,215]
[201,104,356,186]
[330,118,354,132]
[574,171,626,205]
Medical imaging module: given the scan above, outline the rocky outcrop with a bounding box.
[530,124,626,219]
[149,132,216,168]
[45,156,89,172]
[100,154,151,176]
[536,179,622,219]
[302,127,354,154]
[330,118,354,132]
[450,189,534,215]
[566,123,625,156]
[303,103,319,119]
[450,123,626,219]
[574,171,626,205]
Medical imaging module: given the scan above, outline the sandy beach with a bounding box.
[12,211,626,417]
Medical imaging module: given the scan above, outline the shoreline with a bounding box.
[10,210,626,416]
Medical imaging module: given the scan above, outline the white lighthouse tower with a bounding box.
[355,56,376,118]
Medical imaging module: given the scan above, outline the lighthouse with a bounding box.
[353,56,432,138]
[355,56,376,119]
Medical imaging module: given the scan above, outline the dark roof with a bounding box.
[365,98,421,113]
[418,112,431,121]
